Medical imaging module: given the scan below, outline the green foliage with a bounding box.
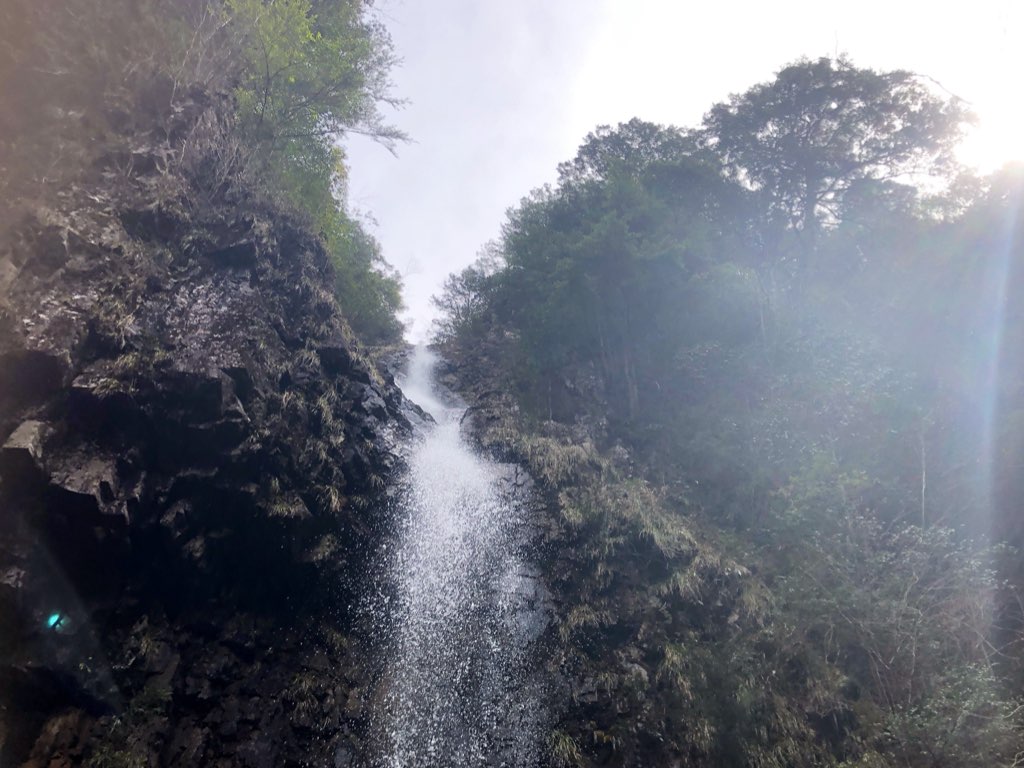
[0,0,407,344]
[701,56,972,235]
[556,118,697,188]
[227,0,403,154]
[771,454,1020,765]
[222,0,406,343]
[331,215,405,343]
[432,242,504,342]
[474,129,752,419]
[436,57,1023,767]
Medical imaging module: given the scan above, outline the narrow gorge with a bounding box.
[1,2,1022,767]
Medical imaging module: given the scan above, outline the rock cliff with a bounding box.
[0,89,409,766]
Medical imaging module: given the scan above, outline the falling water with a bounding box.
[369,346,549,767]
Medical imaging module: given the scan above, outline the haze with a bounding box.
[346,0,1024,340]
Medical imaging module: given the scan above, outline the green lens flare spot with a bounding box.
[47,613,62,629]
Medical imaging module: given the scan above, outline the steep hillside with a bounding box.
[440,319,1022,768]
[0,54,408,768]
[434,66,1024,766]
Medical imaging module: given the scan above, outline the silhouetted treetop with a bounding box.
[701,56,973,232]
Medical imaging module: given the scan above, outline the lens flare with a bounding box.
[982,194,1020,498]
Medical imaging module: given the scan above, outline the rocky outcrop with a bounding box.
[0,93,409,766]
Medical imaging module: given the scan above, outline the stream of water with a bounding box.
[369,346,548,767]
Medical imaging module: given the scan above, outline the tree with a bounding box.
[224,0,405,216]
[224,0,408,342]
[228,0,404,153]
[431,242,504,343]
[332,216,405,344]
[557,118,696,188]
[495,125,748,420]
[702,57,971,239]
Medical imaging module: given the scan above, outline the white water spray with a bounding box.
[371,347,548,767]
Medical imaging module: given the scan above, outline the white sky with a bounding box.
[345,0,1024,341]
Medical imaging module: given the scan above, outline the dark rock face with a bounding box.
[0,125,409,765]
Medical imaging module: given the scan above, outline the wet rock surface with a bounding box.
[0,95,409,766]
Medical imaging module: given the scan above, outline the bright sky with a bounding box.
[345,0,1024,341]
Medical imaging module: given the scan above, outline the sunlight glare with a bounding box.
[959,103,1024,173]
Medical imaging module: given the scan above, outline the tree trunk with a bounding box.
[622,342,639,420]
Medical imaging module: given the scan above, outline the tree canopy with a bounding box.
[435,57,1024,767]
[701,57,972,234]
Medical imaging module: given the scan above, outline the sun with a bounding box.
[958,103,1024,174]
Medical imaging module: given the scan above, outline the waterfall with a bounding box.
[369,346,549,767]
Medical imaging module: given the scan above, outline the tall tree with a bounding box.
[497,125,747,419]
[702,57,971,239]
[557,118,696,188]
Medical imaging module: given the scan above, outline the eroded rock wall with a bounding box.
[0,93,408,766]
